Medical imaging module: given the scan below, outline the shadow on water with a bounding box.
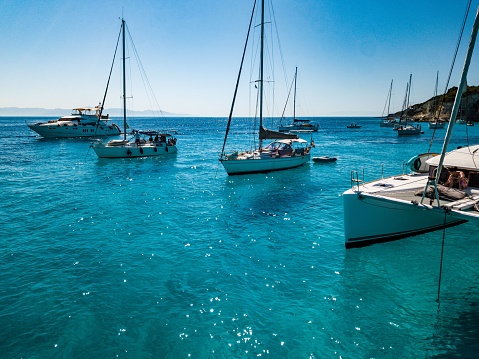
[429,289,479,357]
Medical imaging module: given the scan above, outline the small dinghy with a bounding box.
[313,156,337,163]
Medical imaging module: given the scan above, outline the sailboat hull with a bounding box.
[92,142,177,158]
[428,122,446,129]
[397,125,422,135]
[220,153,310,175]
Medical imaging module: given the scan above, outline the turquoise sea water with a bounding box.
[2,116,479,358]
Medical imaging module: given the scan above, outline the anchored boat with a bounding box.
[219,0,312,175]
[92,18,177,158]
[27,106,120,138]
[343,5,479,248]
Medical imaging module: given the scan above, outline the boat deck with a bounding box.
[352,173,479,212]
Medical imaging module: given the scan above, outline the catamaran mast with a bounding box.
[122,18,127,141]
[259,0,265,148]
[434,5,479,185]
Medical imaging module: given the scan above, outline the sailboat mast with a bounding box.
[406,74,412,125]
[406,74,412,110]
[122,18,127,141]
[387,79,393,115]
[259,0,265,148]
[293,67,297,120]
[433,71,439,118]
[400,79,409,125]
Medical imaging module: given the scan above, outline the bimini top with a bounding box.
[427,144,479,171]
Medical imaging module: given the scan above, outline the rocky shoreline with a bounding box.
[392,85,479,122]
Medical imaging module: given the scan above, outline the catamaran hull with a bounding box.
[220,154,310,175]
[28,123,121,138]
[92,144,177,158]
[343,190,467,248]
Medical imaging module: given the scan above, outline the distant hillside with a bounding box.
[393,85,479,122]
[0,107,189,117]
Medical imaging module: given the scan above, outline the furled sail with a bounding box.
[259,126,298,140]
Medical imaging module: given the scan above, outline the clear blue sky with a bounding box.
[1,0,479,117]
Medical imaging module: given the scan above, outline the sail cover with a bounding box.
[259,126,298,140]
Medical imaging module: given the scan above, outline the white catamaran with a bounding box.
[343,4,479,248]
[92,18,177,159]
[219,0,312,175]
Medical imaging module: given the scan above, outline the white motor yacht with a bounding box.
[27,106,120,138]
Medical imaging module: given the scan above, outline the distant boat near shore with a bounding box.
[278,67,319,133]
[379,80,399,127]
[379,117,399,127]
[428,119,446,129]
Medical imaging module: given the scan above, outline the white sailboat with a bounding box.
[379,79,399,127]
[428,120,446,129]
[428,71,447,129]
[343,4,479,248]
[219,0,312,175]
[92,18,177,159]
[396,74,422,136]
[278,67,319,133]
[27,106,121,138]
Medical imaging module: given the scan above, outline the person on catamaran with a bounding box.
[445,167,468,189]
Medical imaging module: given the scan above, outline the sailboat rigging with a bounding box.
[278,67,319,133]
[379,79,398,127]
[92,18,177,158]
[219,0,312,175]
[428,71,446,129]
